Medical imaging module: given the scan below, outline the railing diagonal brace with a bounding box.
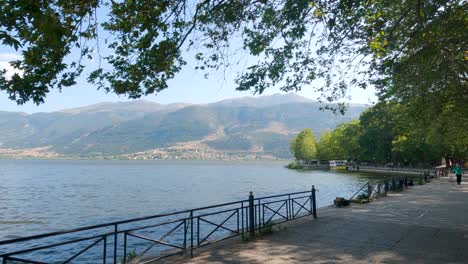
[292,198,311,217]
[199,217,238,234]
[62,237,104,264]
[128,220,184,259]
[199,210,237,245]
[127,233,184,250]
[264,202,287,225]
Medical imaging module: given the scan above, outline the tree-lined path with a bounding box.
[160,177,468,264]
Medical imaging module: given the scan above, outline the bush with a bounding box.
[286,160,304,170]
[119,250,137,264]
[259,222,274,235]
[350,193,370,204]
[417,177,424,185]
[357,193,369,200]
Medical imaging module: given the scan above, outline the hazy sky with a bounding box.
[0,53,376,113]
[0,16,377,114]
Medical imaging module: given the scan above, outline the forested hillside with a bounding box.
[0,94,367,159]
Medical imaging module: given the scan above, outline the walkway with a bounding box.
[160,177,468,263]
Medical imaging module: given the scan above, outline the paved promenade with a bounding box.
[161,177,468,264]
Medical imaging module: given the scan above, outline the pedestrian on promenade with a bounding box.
[453,163,463,185]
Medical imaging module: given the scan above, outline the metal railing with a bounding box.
[352,166,431,174]
[0,186,317,264]
[348,172,434,203]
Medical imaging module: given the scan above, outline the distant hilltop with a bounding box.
[0,94,368,160]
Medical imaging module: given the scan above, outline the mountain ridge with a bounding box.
[0,94,368,159]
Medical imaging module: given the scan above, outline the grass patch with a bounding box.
[119,250,137,264]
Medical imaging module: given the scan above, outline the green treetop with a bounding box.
[290,128,317,162]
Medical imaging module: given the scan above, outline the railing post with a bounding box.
[113,224,117,264]
[123,232,127,264]
[183,219,187,250]
[248,192,255,237]
[367,182,371,202]
[257,200,261,229]
[103,236,107,264]
[312,185,317,219]
[190,210,194,257]
[241,202,244,240]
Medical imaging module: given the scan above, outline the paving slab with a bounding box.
[155,178,468,263]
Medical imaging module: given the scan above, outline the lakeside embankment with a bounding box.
[160,176,467,264]
[287,161,432,176]
[346,166,431,175]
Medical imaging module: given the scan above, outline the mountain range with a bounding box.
[0,94,368,159]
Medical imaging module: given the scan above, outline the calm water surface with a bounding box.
[0,159,386,240]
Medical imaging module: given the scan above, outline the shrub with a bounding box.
[286,160,304,170]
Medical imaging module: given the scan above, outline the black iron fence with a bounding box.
[349,172,434,202]
[0,187,318,264]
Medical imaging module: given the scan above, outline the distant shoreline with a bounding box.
[0,155,289,162]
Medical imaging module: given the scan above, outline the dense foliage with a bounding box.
[1,0,465,116]
[317,120,360,161]
[289,128,318,162]
[316,102,468,166]
[1,1,465,162]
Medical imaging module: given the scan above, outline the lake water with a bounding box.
[0,159,390,240]
[0,159,392,262]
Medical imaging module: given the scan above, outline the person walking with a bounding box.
[453,163,463,185]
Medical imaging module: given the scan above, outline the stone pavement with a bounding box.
[158,177,468,264]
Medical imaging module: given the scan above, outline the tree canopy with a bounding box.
[1,0,466,115]
[316,101,468,166]
[317,120,361,161]
[290,128,317,162]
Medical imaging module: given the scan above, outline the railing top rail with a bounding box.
[255,190,312,200]
[0,189,312,247]
[0,232,110,257]
[0,198,244,246]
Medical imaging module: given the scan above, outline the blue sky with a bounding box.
[0,50,376,113]
[0,15,377,114]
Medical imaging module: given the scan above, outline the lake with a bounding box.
[0,159,396,262]
[0,159,389,240]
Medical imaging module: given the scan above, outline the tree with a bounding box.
[317,120,361,161]
[317,100,466,166]
[317,130,343,160]
[338,121,362,161]
[1,0,465,118]
[290,128,317,162]
[317,131,334,160]
[426,104,468,161]
[358,102,395,164]
[289,136,297,159]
